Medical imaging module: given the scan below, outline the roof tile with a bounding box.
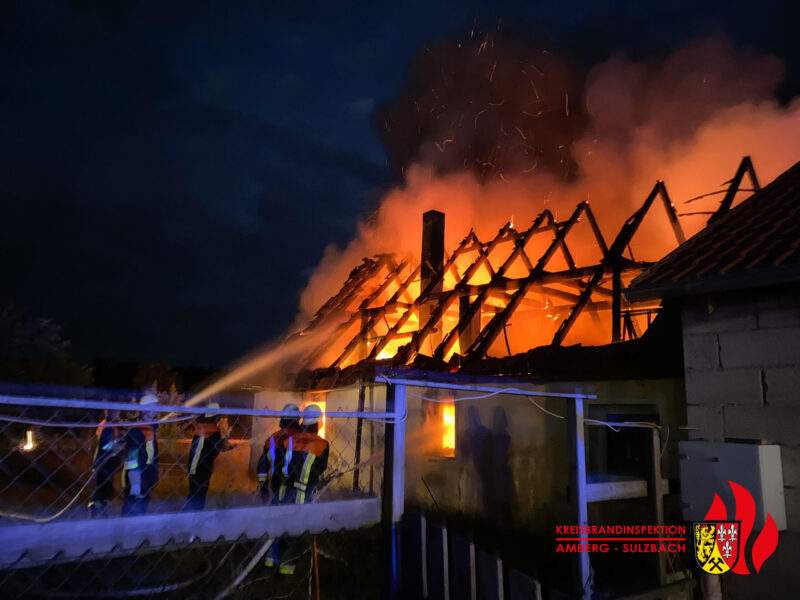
[630,159,800,292]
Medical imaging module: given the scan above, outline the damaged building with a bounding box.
[628,159,799,599]
[250,156,796,598]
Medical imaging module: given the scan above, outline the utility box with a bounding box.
[678,441,786,530]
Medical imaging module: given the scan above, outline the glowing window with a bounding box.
[425,400,455,457]
[442,404,455,451]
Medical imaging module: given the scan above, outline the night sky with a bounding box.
[1,1,798,367]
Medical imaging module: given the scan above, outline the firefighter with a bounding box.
[270,404,330,575]
[183,402,232,511]
[257,403,301,504]
[259,402,302,573]
[121,394,159,516]
[285,404,329,505]
[88,408,121,517]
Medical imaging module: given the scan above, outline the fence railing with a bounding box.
[0,386,398,598]
[0,393,388,524]
[0,375,619,599]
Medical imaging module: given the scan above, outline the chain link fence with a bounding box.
[0,382,391,599]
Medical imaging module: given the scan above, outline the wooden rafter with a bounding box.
[462,203,591,359]
[293,157,759,370]
[707,155,760,226]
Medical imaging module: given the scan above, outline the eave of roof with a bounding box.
[626,262,800,301]
[627,159,800,301]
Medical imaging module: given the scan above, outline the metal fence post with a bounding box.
[567,394,590,599]
[381,383,406,600]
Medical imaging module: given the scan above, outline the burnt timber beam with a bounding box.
[299,313,361,371]
[462,203,590,359]
[397,222,518,362]
[325,257,391,318]
[332,259,411,367]
[369,231,479,360]
[307,257,404,370]
[553,181,670,346]
[388,264,422,305]
[370,237,481,361]
[432,210,555,361]
[583,203,609,257]
[708,155,760,226]
[546,221,577,270]
[304,256,388,331]
[662,191,687,246]
[434,210,586,361]
[458,293,481,354]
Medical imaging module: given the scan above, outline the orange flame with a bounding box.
[442,403,455,450]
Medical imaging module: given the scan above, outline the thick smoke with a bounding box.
[298,36,800,323]
[375,30,587,181]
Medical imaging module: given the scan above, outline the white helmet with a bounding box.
[139,394,158,406]
[302,404,323,425]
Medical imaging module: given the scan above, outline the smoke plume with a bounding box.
[298,35,800,323]
[375,29,587,181]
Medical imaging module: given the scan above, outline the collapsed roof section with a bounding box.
[289,158,761,379]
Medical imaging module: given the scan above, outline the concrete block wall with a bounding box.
[681,287,800,598]
[683,290,800,444]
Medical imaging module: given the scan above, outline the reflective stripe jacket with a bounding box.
[93,419,120,472]
[187,421,224,477]
[122,424,159,492]
[257,426,299,501]
[284,432,329,504]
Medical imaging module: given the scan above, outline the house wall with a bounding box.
[681,285,800,598]
[252,377,685,527]
[403,378,685,534]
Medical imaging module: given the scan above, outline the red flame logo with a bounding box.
[703,480,779,574]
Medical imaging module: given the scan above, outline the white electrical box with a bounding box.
[678,441,786,531]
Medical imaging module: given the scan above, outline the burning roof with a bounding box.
[286,157,779,386]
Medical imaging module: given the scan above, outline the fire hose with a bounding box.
[216,452,386,599]
[0,450,115,523]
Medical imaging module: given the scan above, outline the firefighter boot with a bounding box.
[88,500,108,518]
[265,541,280,568]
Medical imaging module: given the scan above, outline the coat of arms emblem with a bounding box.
[694,521,740,574]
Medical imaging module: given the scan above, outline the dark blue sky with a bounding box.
[1,1,798,366]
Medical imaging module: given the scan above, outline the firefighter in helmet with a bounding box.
[88,407,121,517]
[121,393,159,516]
[285,404,329,505]
[259,402,303,573]
[257,403,301,504]
[183,401,232,511]
[267,404,330,575]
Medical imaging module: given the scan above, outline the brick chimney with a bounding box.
[421,210,445,293]
[420,210,445,353]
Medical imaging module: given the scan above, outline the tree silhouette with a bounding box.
[0,295,91,385]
